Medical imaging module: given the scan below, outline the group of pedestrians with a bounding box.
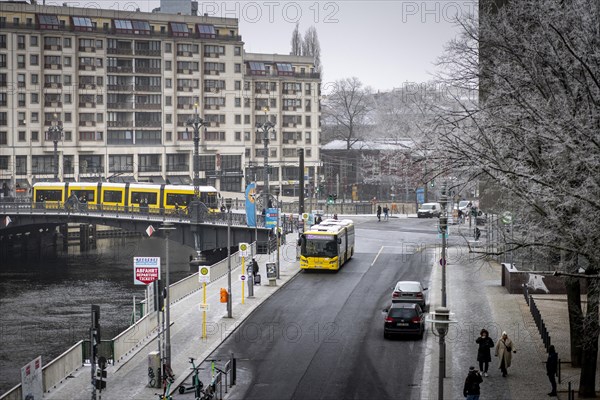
[464,330,557,398]
[376,205,389,222]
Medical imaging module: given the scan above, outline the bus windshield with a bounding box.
[302,235,338,258]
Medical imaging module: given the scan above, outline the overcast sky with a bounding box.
[44,0,476,92]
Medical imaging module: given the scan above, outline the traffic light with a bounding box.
[220,288,228,303]
[96,356,107,390]
[430,180,435,188]
[333,194,337,203]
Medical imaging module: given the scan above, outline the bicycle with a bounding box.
[178,357,204,398]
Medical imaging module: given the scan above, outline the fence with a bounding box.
[523,285,552,350]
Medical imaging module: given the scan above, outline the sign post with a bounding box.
[133,257,161,285]
[198,266,210,338]
[239,243,249,304]
[21,356,43,400]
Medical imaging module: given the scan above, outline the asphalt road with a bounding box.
[192,216,440,400]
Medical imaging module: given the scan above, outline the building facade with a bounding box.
[0,2,321,197]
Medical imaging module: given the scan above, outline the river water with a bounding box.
[0,234,199,394]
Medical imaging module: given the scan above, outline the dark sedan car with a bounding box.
[383,303,425,339]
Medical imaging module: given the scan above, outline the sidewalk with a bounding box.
[421,244,557,399]
[44,233,301,400]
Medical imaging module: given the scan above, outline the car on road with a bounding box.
[417,202,441,218]
[383,303,425,339]
[391,281,428,310]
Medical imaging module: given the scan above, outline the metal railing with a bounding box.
[523,285,552,350]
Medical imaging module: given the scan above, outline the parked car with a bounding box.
[383,303,425,339]
[417,202,442,218]
[391,280,428,310]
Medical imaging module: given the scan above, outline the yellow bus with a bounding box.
[299,219,355,270]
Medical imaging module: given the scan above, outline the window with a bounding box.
[234,46,241,56]
[64,112,72,123]
[97,95,103,105]
[0,35,5,49]
[165,43,171,53]
[138,154,161,172]
[306,149,312,157]
[305,116,311,127]
[0,93,5,107]
[131,20,151,35]
[96,40,103,48]
[31,112,38,122]
[30,36,38,46]
[31,73,38,84]
[234,131,241,141]
[31,93,39,103]
[0,54,5,68]
[17,74,25,88]
[64,75,71,86]
[18,93,25,107]
[220,176,241,192]
[244,115,250,124]
[17,35,25,50]
[96,76,103,86]
[31,131,39,141]
[64,56,71,67]
[234,63,241,73]
[235,98,241,107]
[244,131,251,141]
[197,24,216,38]
[166,96,172,106]
[305,132,311,144]
[63,38,71,48]
[38,14,60,30]
[275,63,293,76]
[30,54,38,66]
[165,61,171,71]
[72,17,93,31]
[247,61,266,75]
[165,78,172,88]
[114,19,133,33]
[0,112,6,126]
[64,94,71,104]
[166,114,172,124]
[18,131,26,141]
[170,22,190,37]
[96,113,103,123]
[235,115,241,124]
[109,155,133,173]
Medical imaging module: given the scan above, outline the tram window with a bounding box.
[36,189,62,201]
[166,193,192,206]
[71,190,95,202]
[131,191,157,205]
[103,190,122,203]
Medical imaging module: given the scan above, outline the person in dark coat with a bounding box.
[546,345,558,396]
[252,258,259,278]
[376,205,382,221]
[476,328,495,376]
[463,366,483,400]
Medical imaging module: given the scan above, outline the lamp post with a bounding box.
[426,307,457,400]
[272,188,281,279]
[255,107,275,216]
[439,183,448,308]
[159,222,176,375]
[225,198,233,318]
[48,113,63,181]
[185,102,207,218]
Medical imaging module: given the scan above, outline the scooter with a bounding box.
[178,357,204,397]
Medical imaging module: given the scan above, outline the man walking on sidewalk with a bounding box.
[463,366,483,400]
[546,345,558,396]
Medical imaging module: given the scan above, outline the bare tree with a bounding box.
[302,26,321,73]
[322,77,373,150]
[426,1,600,396]
[290,22,302,56]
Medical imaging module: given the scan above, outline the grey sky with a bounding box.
[47,0,475,91]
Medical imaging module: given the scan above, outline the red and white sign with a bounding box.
[134,257,161,285]
[146,225,155,237]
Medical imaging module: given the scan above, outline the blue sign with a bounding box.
[265,208,278,228]
[245,183,256,227]
[416,188,425,205]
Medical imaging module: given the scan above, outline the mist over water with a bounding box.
[0,235,197,394]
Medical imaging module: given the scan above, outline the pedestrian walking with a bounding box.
[252,258,260,285]
[377,205,382,222]
[546,345,558,396]
[495,331,516,377]
[476,328,494,376]
[463,366,483,399]
[383,205,389,220]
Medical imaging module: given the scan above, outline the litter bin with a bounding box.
[148,351,161,388]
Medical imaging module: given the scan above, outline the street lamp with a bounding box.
[185,102,207,217]
[426,307,457,400]
[225,198,233,318]
[47,113,63,181]
[255,107,275,216]
[439,182,448,308]
[272,187,281,280]
[159,222,176,375]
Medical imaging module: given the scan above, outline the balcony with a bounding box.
[78,102,96,108]
[177,103,195,110]
[255,105,270,111]
[44,64,62,70]
[135,66,161,74]
[176,51,193,57]
[135,49,161,57]
[294,72,321,79]
[107,120,133,127]
[177,86,194,92]
[176,69,193,74]
[282,89,298,95]
[78,83,97,89]
[45,101,63,107]
[283,106,300,111]
[107,47,133,55]
[107,84,133,91]
[167,164,189,172]
[135,103,161,110]
[78,46,96,53]
[256,89,270,94]
[207,121,220,127]
[79,120,96,127]
[78,64,96,71]
[136,120,161,127]
[138,165,161,172]
[107,102,134,109]
[44,82,62,89]
[136,85,161,92]
[44,44,62,51]
[203,52,220,59]
[205,70,220,76]
[107,66,133,73]
[204,104,221,110]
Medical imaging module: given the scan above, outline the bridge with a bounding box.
[0,202,273,257]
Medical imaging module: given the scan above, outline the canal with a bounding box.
[0,233,199,395]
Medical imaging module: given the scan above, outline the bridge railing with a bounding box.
[0,202,250,226]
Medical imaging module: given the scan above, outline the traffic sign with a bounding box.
[239,242,250,257]
[439,258,447,266]
[501,211,513,225]
[146,225,155,237]
[302,213,309,220]
[198,266,210,283]
[198,303,210,311]
[239,274,247,281]
[133,257,160,285]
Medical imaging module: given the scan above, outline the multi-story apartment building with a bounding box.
[0,2,321,198]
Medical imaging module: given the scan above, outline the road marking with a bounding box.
[371,246,385,266]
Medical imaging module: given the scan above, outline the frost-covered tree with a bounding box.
[322,77,373,150]
[427,1,600,396]
[302,26,321,73]
[290,23,302,56]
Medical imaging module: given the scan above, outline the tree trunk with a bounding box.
[563,249,583,367]
[579,277,599,397]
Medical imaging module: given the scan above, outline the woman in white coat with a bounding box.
[495,331,517,377]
